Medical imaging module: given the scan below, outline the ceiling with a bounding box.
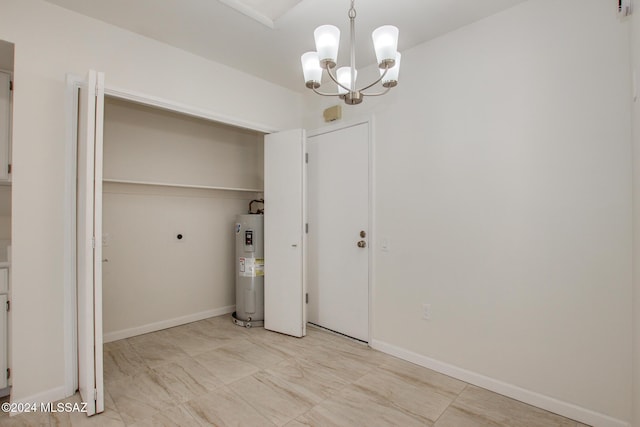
[44,0,527,92]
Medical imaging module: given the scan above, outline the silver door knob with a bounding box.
[357,240,367,248]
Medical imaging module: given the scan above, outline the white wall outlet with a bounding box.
[422,303,431,320]
[381,238,391,252]
[102,233,110,247]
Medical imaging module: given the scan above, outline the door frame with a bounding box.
[63,74,279,395]
[306,117,375,344]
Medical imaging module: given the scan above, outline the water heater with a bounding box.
[232,214,264,328]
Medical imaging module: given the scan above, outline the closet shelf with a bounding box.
[102,178,263,193]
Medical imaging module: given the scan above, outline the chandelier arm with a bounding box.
[311,87,343,97]
[360,87,392,97]
[325,67,352,93]
[357,66,389,92]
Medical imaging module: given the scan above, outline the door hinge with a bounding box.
[8,81,12,92]
[305,223,308,234]
[7,164,10,174]
[305,153,308,164]
[91,237,95,249]
[305,293,308,304]
[5,300,9,312]
[6,368,9,379]
[93,389,97,401]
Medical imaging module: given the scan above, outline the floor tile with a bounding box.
[160,320,240,356]
[245,328,311,359]
[296,344,376,382]
[152,357,223,403]
[185,386,276,426]
[299,384,430,427]
[103,343,149,385]
[193,345,261,385]
[127,333,190,369]
[228,371,317,426]
[50,391,124,427]
[216,338,286,369]
[379,357,467,399]
[0,411,51,426]
[445,385,578,427]
[266,357,350,402]
[128,404,201,427]
[107,370,175,424]
[434,405,504,427]
[354,368,455,423]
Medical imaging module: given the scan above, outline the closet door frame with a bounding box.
[63,75,278,396]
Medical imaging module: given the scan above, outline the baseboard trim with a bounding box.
[10,385,67,415]
[103,306,235,343]
[370,339,630,427]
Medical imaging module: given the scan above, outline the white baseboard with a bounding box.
[10,385,67,415]
[103,306,235,343]
[370,339,630,427]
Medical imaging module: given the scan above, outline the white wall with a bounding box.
[102,98,263,339]
[0,0,301,404]
[305,0,633,425]
[631,5,640,427]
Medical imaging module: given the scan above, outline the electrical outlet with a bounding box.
[422,304,431,320]
[102,233,110,247]
[381,238,390,252]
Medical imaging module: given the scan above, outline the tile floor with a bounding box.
[0,314,591,426]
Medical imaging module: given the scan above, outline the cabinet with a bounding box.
[0,71,11,182]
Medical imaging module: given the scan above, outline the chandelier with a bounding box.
[300,0,401,105]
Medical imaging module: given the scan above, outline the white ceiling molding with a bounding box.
[217,0,303,28]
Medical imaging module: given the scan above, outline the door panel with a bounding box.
[307,123,369,341]
[77,70,104,416]
[264,129,306,337]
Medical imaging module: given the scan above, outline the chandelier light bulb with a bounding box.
[380,52,401,88]
[301,52,322,88]
[337,67,357,95]
[314,25,340,68]
[372,25,399,67]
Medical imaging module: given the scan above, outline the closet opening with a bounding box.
[101,96,265,345]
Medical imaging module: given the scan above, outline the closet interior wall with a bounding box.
[102,97,264,341]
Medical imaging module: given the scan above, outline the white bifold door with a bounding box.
[264,129,306,337]
[76,70,105,416]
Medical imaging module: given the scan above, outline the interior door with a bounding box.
[307,122,369,342]
[264,129,306,337]
[77,70,105,416]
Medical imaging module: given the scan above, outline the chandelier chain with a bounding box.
[348,0,356,19]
